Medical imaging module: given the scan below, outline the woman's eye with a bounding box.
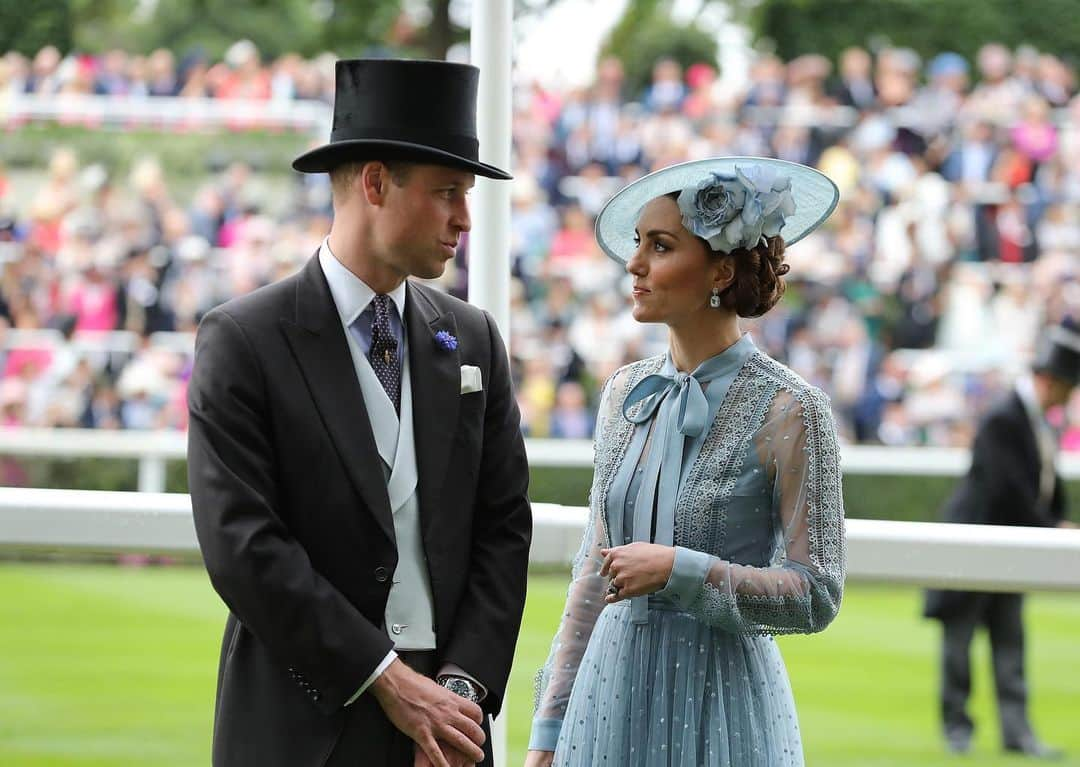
[653,240,668,252]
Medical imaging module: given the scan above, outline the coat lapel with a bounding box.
[280,256,395,543]
[405,283,460,532]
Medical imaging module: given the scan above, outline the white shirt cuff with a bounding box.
[345,649,398,706]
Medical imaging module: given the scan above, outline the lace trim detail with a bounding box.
[675,354,778,554]
[693,581,817,637]
[589,355,665,552]
[533,667,545,712]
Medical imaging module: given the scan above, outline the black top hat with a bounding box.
[1033,317,1080,386]
[292,58,511,180]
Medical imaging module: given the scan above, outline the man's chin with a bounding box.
[413,260,448,281]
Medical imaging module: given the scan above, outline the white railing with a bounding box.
[0,328,196,356]
[0,428,187,492]
[8,428,1080,491]
[2,92,331,132]
[2,488,1079,592]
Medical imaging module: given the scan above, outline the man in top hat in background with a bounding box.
[187,58,532,767]
[924,319,1079,760]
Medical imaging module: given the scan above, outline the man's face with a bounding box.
[376,163,474,280]
[1047,376,1074,409]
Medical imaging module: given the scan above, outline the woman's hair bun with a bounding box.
[717,236,788,318]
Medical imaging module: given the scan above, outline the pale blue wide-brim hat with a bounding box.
[595,156,840,264]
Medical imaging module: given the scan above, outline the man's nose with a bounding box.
[454,199,471,232]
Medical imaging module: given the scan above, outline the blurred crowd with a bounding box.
[1,41,1080,449]
[0,40,335,104]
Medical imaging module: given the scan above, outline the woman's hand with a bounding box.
[524,749,555,767]
[599,542,675,602]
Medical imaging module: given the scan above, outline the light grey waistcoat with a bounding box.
[345,328,437,650]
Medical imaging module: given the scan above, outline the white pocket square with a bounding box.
[460,365,483,394]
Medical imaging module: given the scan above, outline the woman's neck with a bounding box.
[668,311,742,372]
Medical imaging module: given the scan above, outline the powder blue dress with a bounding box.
[530,335,846,766]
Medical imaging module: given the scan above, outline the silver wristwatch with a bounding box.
[438,675,481,704]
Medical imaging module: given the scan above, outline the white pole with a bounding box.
[469,0,513,338]
[138,457,168,493]
[471,6,513,763]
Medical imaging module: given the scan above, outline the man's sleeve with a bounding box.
[439,311,532,716]
[976,415,1058,528]
[188,308,394,714]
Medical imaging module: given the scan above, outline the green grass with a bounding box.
[1,564,1078,766]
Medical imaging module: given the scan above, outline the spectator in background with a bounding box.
[642,57,685,113]
[1010,94,1058,171]
[831,46,877,110]
[147,48,179,97]
[213,39,270,103]
[94,49,130,96]
[548,380,593,438]
[66,250,117,331]
[27,45,62,94]
[125,54,150,98]
[913,52,969,140]
[681,62,717,121]
[924,319,1078,759]
[510,174,558,283]
[1,51,29,97]
[29,147,80,253]
[967,43,1028,126]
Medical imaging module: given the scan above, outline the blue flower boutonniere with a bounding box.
[434,330,458,351]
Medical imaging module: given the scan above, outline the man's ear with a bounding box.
[360,161,389,206]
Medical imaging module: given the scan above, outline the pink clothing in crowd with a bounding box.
[1011,121,1059,163]
[68,281,118,331]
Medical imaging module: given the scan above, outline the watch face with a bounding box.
[444,677,479,702]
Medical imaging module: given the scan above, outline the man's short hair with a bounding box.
[329,160,414,202]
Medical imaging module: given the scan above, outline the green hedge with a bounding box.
[531,467,961,522]
[751,0,1080,65]
[1,124,308,177]
[5,455,1050,524]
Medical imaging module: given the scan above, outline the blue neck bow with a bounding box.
[617,337,753,623]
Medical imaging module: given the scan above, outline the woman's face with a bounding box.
[625,195,727,326]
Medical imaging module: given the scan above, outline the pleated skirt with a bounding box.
[554,601,803,767]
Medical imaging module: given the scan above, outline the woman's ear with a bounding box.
[712,255,735,293]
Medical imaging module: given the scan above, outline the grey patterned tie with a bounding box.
[368,294,400,414]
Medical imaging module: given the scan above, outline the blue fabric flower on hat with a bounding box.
[676,165,796,253]
[434,330,458,351]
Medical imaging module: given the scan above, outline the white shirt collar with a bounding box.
[1015,374,1044,420]
[318,237,407,327]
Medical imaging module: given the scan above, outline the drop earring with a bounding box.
[710,286,721,308]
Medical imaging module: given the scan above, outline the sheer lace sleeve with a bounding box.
[530,367,633,750]
[669,386,845,635]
